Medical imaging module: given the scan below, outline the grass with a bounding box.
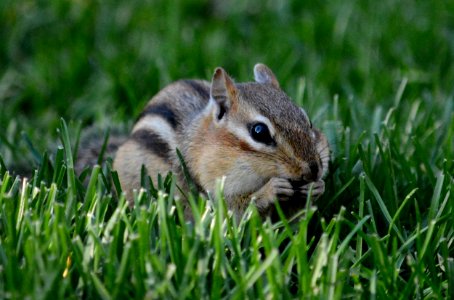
[0,0,453,298]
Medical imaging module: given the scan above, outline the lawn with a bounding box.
[0,0,453,298]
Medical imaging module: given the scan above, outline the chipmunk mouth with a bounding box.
[289,178,309,189]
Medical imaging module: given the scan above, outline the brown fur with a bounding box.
[113,64,330,220]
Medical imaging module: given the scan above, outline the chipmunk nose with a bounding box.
[304,161,319,182]
[290,161,321,188]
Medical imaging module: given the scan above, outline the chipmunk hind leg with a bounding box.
[114,138,175,203]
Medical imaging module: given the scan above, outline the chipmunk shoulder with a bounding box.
[113,64,330,219]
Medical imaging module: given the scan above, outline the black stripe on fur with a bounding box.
[183,80,210,99]
[132,129,171,163]
[138,103,179,129]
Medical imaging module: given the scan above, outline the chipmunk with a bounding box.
[113,64,329,219]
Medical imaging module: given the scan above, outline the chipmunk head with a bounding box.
[197,64,329,198]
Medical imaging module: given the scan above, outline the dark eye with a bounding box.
[250,122,275,145]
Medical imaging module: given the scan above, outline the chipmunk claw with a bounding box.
[300,180,325,200]
[252,177,294,213]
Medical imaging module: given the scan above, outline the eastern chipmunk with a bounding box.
[113,64,329,219]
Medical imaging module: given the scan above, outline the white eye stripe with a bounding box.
[227,114,276,152]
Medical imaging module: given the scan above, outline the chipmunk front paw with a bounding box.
[251,177,294,213]
[300,179,325,200]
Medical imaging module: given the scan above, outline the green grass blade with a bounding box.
[428,174,444,221]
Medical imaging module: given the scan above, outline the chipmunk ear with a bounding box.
[253,63,280,89]
[210,67,238,120]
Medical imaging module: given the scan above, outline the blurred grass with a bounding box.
[0,0,453,298]
[1,0,453,130]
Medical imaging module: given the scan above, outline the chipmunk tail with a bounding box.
[75,125,128,175]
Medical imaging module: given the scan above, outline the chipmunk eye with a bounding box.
[250,122,275,145]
